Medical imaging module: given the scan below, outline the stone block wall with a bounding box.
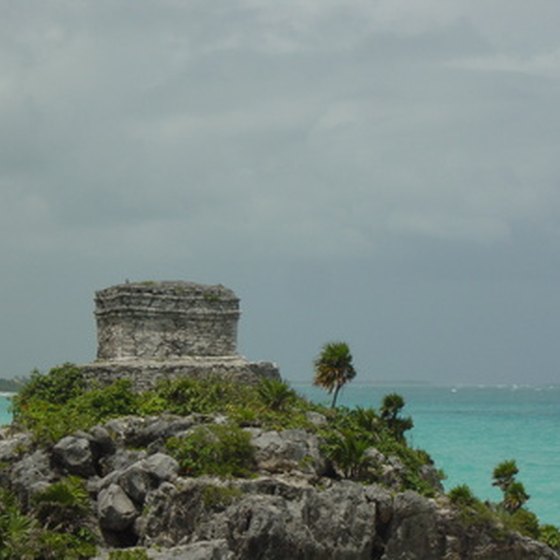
[95,281,240,360]
[84,280,280,389]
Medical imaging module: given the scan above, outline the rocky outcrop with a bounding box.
[0,417,557,560]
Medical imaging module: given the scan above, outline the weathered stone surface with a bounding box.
[148,541,234,560]
[0,429,32,463]
[1,413,558,560]
[118,465,151,504]
[420,463,445,493]
[128,415,196,448]
[305,411,328,427]
[85,426,116,459]
[382,491,444,560]
[95,281,240,360]
[139,478,380,559]
[52,435,95,476]
[93,541,233,560]
[99,448,147,476]
[251,429,327,476]
[10,449,54,502]
[80,281,280,390]
[82,358,280,392]
[143,452,179,482]
[98,483,138,531]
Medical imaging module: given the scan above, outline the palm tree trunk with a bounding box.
[331,383,341,408]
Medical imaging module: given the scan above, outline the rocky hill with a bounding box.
[0,366,558,559]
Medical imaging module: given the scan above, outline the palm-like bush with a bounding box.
[380,393,413,441]
[324,429,372,479]
[257,378,296,411]
[492,459,519,492]
[313,342,356,408]
[32,476,90,531]
[503,481,530,513]
[0,491,39,560]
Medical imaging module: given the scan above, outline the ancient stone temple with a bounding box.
[81,281,279,390]
[95,282,240,361]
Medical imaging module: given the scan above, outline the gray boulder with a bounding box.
[85,426,116,459]
[10,449,54,503]
[0,429,32,463]
[98,483,138,531]
[118,464,151,504]
[251,429,327,476]
[138,477,381,559]
[382,491,444,560]
[52,435,95,476]
[143,452,179,482]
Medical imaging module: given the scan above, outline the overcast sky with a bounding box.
[2,1,560,385]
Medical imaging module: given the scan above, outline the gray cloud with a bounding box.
[1,1,560,384]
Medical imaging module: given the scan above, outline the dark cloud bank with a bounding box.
[2,1,560,385]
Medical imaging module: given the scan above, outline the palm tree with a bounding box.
[313,341,356,408]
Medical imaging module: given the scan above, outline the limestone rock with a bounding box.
[98,483,138,531]
[0,415,558,560]
[143,452,179,482]
[251,429,327,476]
[382,491,444,560]
[10,449,54,503]
[52,435,95,476]
[148,541,234,560]
[0,429,32,463]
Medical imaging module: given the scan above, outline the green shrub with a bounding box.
[72,379,139,421]
[349,407,380,436]
[0,487,96,560]
[448,484,478,507]
[540,524,560,549]
[166,423,255,477]
[13,375,140,442]
[0,489,40,559]
[37,529,97,560]
[32,476,90,530]
[506,508,540,539]
[12,363,86,410]
[257,378,296,411]
[322,429,373,480]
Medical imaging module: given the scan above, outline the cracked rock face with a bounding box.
[94,281,241,361]
[2,414,559,560]
[98,483,138,531]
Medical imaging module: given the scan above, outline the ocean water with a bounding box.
[293,383,560,527]
[1,385,559,526]
[1,394,13,426]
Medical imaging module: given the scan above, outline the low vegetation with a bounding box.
[166,423,256,477]
[0,485,97,560]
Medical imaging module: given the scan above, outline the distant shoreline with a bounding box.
[291,381,560,390]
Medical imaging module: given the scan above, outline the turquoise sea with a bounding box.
[0,394,13,426]
[2,384,559,526]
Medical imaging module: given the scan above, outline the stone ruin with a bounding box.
[81,281,279,391]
